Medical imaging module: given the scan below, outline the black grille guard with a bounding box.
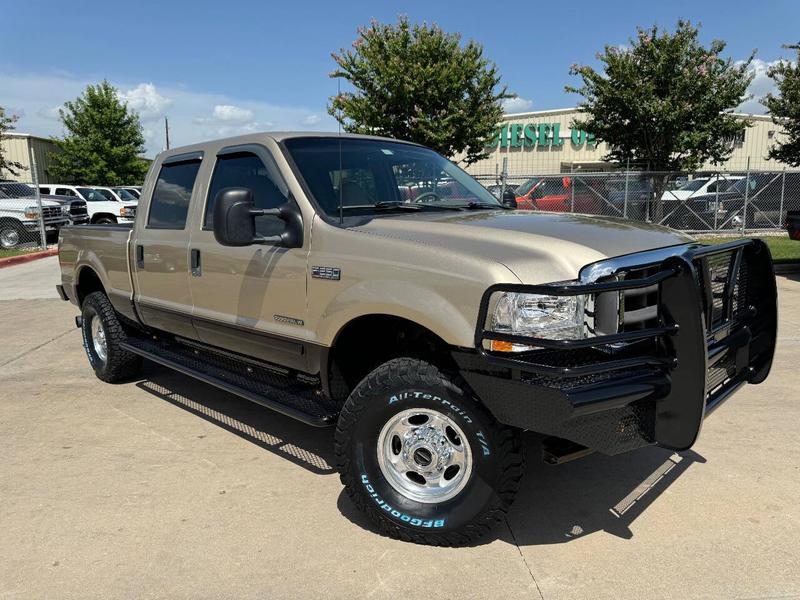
[474,239,778,450]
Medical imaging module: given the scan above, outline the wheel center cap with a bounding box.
[413,447,434,467]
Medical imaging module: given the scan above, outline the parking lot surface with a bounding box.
[1,257,799,599]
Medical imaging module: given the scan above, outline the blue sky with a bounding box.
[2,0,799,156]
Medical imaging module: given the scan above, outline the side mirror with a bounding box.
[212,187,303,248]
[502,188,518,209]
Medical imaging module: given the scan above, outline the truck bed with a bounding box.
[58,224,135,314]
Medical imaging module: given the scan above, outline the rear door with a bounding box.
[131,151,204,339]
[187,143,310,371]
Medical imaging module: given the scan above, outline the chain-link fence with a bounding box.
[0,180,58,251]
[476,168,800,233]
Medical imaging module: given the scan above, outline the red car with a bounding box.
[516,177,604,214]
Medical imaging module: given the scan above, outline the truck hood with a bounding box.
[353,210,693,283]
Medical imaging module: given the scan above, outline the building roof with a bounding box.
[501,107,774,121]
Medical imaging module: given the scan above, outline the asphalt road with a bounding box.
[1,257,799,599]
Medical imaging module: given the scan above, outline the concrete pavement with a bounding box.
[1,259,799,599]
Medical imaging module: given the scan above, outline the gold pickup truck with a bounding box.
[56,132,778,546]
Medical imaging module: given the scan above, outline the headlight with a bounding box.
[24,207,40,219]
[120,206,136,217]
[62,205,71,215]
[490,288,585,352]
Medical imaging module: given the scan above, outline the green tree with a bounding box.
[763,44,800,166]
[0,106,26,177]
[566,21,753,220]
[49,80,148,185]
[329,17,512,165]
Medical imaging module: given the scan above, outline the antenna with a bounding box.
[337,77,343,226]
[165,116,170,150]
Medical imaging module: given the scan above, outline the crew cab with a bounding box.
[57,132,777,546]
[40,184,137,224]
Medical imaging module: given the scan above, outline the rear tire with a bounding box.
[335,357,523,546]
[81,291,142,382]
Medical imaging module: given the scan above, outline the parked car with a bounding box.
[113,187,141,201]
[57,132,777,546]
[485,183,517,200]
[92,186,139,204]
[0,182,90,227]
[670,172,800,230]
[40,184,137,224]
[516,177,605,214]
[0,183,69,248]
[660,175,743,202]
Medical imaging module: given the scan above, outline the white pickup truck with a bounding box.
[0,184,69,248]
[39,184,137,224]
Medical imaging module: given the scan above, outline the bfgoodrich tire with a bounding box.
[81,291,142,383]
[335,358,523,546]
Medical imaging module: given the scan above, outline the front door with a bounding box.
[131,152,204,339]
[187,144,309,372]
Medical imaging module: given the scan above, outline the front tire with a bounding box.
[335,358,523,546]
[81,291,142,382]
[0,222,25,249]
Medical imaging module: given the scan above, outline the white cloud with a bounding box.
[737,58,784,114]
[502,96,534,114]
[212,104,254,123]
[119,83,172,121]
[0,71,335,156]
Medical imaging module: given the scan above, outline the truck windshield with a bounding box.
[284,137,501,216]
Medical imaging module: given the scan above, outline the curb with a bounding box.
[0,248,58,269]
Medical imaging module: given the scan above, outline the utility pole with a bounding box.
[165,116,170,150]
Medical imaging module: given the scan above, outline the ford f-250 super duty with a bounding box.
[57,132,778,546]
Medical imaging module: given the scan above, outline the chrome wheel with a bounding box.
[90,314,108,364]
[377,408,473,503]
[0,227,20,249]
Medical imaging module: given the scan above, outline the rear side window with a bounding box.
[204,151,288,236]
[147,160,202,229]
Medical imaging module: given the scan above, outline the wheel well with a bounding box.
[91,213,116,223]
[326,315,456,403]
[76,267,105,306]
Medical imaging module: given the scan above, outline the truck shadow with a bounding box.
[134,362,336,475]
[337,432,706,547]
[132,363,706,547]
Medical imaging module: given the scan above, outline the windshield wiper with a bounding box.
[340,201,421,212]
[464,201,509,210]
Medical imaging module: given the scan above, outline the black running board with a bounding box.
[120,336,338,427]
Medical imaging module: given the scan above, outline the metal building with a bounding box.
[0,132,61,183]
[465,108,783,176]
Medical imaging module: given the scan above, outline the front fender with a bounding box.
[316,279,479,349]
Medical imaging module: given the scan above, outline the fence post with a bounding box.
[713,172,720,231]
[569,163,575,213]
[779,168,786,226]
[742,157,751,235]
[499,156,508,203]
[623,158,630,219]
[27,147,47,250]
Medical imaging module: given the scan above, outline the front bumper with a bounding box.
[455,240,777,455]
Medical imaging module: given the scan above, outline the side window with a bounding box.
[204,151,288,236]
[56,188,75,196]
[147,160,201,229]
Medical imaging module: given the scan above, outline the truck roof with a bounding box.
[155,131,419,163]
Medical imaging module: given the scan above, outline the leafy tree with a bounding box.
[329,16,512,165]
[566,21,753,220]
[49,80,148,185]
[763,44,800,166]
[0,106,26,177]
